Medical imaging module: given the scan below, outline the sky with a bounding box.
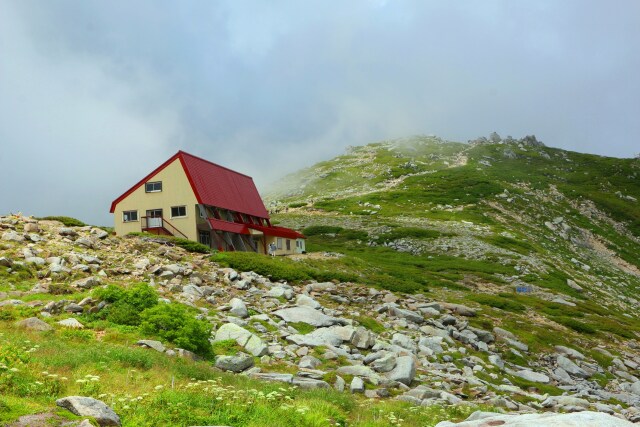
[1,1,639,226]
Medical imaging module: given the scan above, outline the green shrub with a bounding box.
[355,316,385,334]
[38,216,86,227]
[339,229,369,240]
[127,233,211,254]
[140,304,212,357]
[93,283,158,326]
[49,283,73,295]
[374,227,442,243]
[302,225,343,236]
[553,317,596,334]
[288,202,307,208]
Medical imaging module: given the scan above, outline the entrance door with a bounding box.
[146,209,163,228]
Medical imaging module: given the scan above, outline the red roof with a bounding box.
[110,151,269,218]
[208,218,249,234]
[247,224,306,239]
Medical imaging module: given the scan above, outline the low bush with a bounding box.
[127,233,211,254]
[553,317,596,335]
[140,304,212,357]
[288,202,307,208]
[467,294,526,312]
[38,216,86,227]
[374,227,442,243]
[93,283,158,326]
[302,225,343,236]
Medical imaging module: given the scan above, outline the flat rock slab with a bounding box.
[56,396,121,426]
[136,340,165,353]
[214,323,268,357]
[273,306,345,327]
[435,410,634,427]
[58,318,85,329]
[16,317,52,331]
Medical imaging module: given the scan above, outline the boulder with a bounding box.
[512,369,550,383]
[296,294,321,309]
[557,355,590,378]
[388,306,424,324]
[441,303,476,317]
[215,353,254,372]
[73,277,102,289]
[58,318,85,329]
[214,323,268,356]
[350,377,365,393]
[2,231,25,242]
[0,257,12,267]
[16,317,52,331]
[299,355,322,369]
[292,378,330,389]
[371,353,397,373]
[229,298,249,318]
[286,327,345,347]
[555,345,586,360]
[386,356,416,385]
[351,327,376,349]
[56,396,121,426]
[435,410,634,427]
[273,306,344,327]
[136,340,165,353]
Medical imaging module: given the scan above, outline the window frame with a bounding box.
[276,237,283,249]
[171,205,187,219]
[286,239,291,251]
[122,210,138,223]
[145,181,162,193]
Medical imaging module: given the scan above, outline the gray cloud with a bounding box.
[1,0,639,225]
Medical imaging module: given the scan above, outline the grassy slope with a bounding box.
[266,136,640,362]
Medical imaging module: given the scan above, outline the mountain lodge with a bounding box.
[109,151,305,255]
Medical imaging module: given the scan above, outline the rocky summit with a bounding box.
[1,136,640,426]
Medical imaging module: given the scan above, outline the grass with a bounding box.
[0,322,487,426]
[354,316,385,334]
[37,216,86,227]
[289,322,316,335]
[466,294,526,312]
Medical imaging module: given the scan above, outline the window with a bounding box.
[171,206,186,218]
[123,210,138,222]
[286,239,291,251]
[276,238,283,249]
[199,230,211,247]
[145,181,162,192]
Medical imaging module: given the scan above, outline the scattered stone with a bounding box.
[56,396,121,426]
[435,410,634,427]
[136,340,165,353]
[386,356,416,385]
[229,298,249,318]
[350,377,365,393]
[214,323,268,356]
[215,353,255,372]
[58,318,85,329]
[16,317,52,331]
[273,306,344,327]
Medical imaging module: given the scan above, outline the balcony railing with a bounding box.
[141,216,188,239]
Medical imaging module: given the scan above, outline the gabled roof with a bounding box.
[110,151,269,218]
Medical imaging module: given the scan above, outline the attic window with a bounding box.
[145,181,162,193]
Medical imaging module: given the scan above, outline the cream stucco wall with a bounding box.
[113,159,199,241]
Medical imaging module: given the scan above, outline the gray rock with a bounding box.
[434,411,634,427]
[351,327,376,349]
[73,277,102,289]
[567,279,584,292]
[0,257,12,267]
[136,340,165,353]
[292,377,330,389]
[392,333,417,352]
[441,303,476,317]
[296,294,321,309]
[488,355,504,369]
[16,317,52,331]
[350,377,365,393]
[306,282,336,293]
[214,323,268,356]
[229,298,249,318]
[56,396,121,426]
[250,372,293,383]
[388,306,424,324]
[419,336,444,354]
[512,369,550,383]
[299,355,322,369]
[2,231,25,242]
[287,327,345,347]
[65,303,84,313]
[215,353,254,372]
[337,365,382,384]
[334,375,346,392]
[371,353,397,373]
[441,315,457,326]
[629,381,640,396]
[75,237,95,248]
[273,306,344,327]
[58,318,85,329]
[58,228,78,237]
[555,345,586,360]
[268,286,294,300]
[557,355,590,378]
[386,356,416,385]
